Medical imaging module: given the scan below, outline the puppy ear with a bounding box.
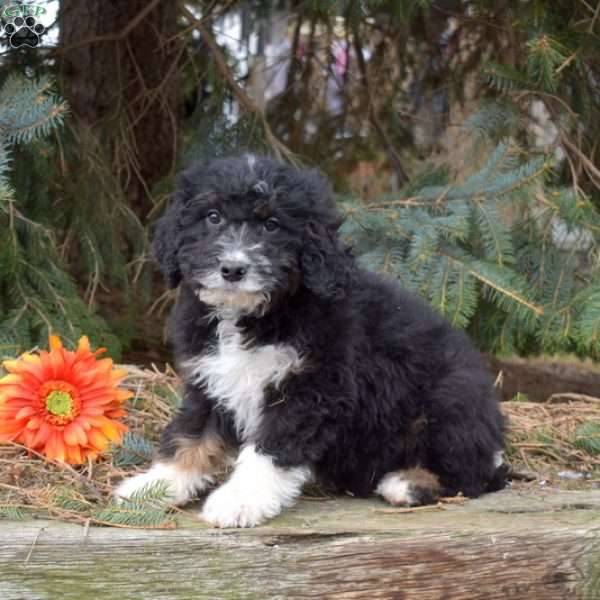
[153,172,194,288]
[300,221,352,300]
[152,202,182,288]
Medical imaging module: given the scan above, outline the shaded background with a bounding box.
[1,0,600,381]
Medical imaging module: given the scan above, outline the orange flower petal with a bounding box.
[14,406,38,420]
[49,348,65,379]
[79,389,117,404]
[99,418,122,442]
[21,353,43,368]
[110,370,128,383]
[75,417,92,431]
[87,429,109,452]
[80,377,112,391]
[0,374,23,386]
[12,355,45,384]
[70,368,99,388]
[49,335,63,351]
[2,359,21,372]
[116,389,133,402]
[80,407,107,417]
[98,357,113,368]
[76,336,91,357]
[0,386,38,401]
[25,416,43,429]
[106,409,126,418]
[64,422,87,446]
[0,419,25,434]
[38,351,53,379]
[2,400,35,412]
[31,422,52,447]
[2,335,129,462]
[66,444,83,465]
[22,428,37,448]
[45,432,66,463]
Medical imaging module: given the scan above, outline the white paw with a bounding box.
[375,475,415,506]
[494,450,504,468]
[114,462,213,506]
[201,481,281,528]
[200,445,311,528]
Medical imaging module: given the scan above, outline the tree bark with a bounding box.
[57,0,183,219]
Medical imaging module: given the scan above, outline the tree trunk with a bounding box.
[57,0,183,219]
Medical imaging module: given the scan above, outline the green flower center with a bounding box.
[45,390,73,416]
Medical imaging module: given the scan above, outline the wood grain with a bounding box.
[1,489,600,600]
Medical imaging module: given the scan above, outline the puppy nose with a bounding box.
[220,261,248,282]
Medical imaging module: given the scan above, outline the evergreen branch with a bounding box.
[97,480,175,528]
[443,254,544,317]
[179,3,299,166]
[113,432,154,467]
[573,422,600,456]
[471,199,514,265]
[484,62,533,93]
[0,505,26,520]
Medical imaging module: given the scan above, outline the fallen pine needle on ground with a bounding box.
[1,363,599,527]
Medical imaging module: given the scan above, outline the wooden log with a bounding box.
[486,355,600,402]
[1,489,600,599]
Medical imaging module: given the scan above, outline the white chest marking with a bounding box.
[186,320,302,440]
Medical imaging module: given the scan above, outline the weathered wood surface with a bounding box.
[1,489,600,600]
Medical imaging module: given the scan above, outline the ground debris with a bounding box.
[502,397,600,491]
[1,365,600,525]
[0,364,183,527]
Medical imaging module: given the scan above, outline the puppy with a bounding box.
[115,155,505,527]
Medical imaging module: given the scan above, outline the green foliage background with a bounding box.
[1,0,600,361]
[0,75,122,357]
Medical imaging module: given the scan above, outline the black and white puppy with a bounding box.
[115,155,506,527]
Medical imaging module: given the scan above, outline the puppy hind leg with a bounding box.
[114,432,230,506]
[375,468,441,506]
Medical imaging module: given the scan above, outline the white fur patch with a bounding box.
[494,450,504,469]
[202,445,311,528]
[216,224,262,258]
[114,462,213,506]
[197,288,269,316]
[221,249,251,264]
[375,472,416,506]
[185,320,302,441]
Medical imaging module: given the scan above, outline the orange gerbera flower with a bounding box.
[0,335,131,465]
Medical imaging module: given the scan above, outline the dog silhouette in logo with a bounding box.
[5,16,45,48]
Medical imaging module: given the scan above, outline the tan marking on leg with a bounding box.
[115,434,232,506]
[169,433,231,473]
[376,467,441,506]
[400,467,441,491]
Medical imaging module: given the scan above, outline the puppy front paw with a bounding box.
[201,482,282,528]
[114,462,213,506]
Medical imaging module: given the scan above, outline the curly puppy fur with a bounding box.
[115,155,506,527]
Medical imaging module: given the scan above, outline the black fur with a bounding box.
[155,155,505,500]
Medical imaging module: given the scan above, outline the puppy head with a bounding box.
[153,154,351,315]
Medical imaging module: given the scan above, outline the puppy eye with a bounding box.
[207,210,222,225]
[264,218,279,232]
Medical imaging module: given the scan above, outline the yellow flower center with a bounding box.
[38,380,81,425]
[45,390,73,417]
